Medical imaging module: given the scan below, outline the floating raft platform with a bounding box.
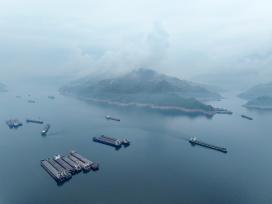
[26,119,44,124]
[189,137,227,153]
[105,115,120,121]
[93,135,130,148]
[241,115,253,120]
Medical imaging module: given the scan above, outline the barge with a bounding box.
[68,155,92,172]
[26,119,44,124]
[54,155,76,175]
[189,137,227,153]
[61,156,82,172]
[47,158,72,180]
[105,115,121,122]
[93,135,130,148]
[41,151,99,184]
[41,124,50,136]
[70,151,99,171]
[241,115,253,120]
[41,160,65,183]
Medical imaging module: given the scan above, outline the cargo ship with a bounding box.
[241,115,253,120]
[54,155,77,175]
[26,119,44,124]
[93,135,130,148]
[189,137,227,153]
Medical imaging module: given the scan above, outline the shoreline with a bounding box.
[243,104,272,110]
[60,91,217,116]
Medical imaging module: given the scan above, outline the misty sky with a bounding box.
[0,0,272,86]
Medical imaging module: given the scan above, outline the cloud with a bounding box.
[0,0,272,85]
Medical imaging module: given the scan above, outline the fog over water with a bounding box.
[1,2,272,204]
[0,0,272,89]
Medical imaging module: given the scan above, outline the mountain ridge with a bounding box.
[60,68,224,116]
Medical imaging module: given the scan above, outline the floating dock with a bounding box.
[105,115,120,122]
[47,158,72,180]
[54,155,76,175]
[41,160,65,183]
[6,119,23,129]
[26,119,44,124]
[41,124,50,136]
[189,137,227,153]
[93,135,130,148]
[241,115,253,120]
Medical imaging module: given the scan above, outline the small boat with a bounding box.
[105,115,120,122]
[241,115,253,120]
[41,124,50,136]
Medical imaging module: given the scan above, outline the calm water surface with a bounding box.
[0,86,272,204]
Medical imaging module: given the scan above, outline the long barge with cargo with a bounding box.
[26,119,44,124]
[189,137,227,153]
[69,151,99,171]
[93,135,130,148]
[41,151,98,184]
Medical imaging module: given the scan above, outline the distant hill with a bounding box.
[0,83,7,92]
[244,96,272,110]
[239,82,272,100]
[60,69,223,115]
